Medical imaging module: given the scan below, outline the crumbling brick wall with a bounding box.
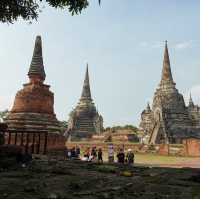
[183,138,200,157]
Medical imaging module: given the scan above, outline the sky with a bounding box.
[1,0,200,127]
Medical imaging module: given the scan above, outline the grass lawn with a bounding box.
[98,152,198,167]
[134,153,194,166]
[79,148,200,167]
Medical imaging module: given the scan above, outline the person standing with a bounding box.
[108,144,114,163]
[91,146,97,161]
[71,147,76,158]
[64,146,69,160]
[76,145,81,158]
[117,148,125,164]
[98,148,103,163]
[126,149,135,165]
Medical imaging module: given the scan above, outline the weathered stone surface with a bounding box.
[140,41,200,144]
[5,36,60,133]
[0,160,200,199]
[67,64,103,141]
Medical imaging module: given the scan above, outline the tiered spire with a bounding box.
[81,63,92,100]
[189,93,194,107]
[160,41,175,85]
[146,102,151,112]
[28,35,46,81]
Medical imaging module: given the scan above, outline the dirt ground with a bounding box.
[0,157,200,199]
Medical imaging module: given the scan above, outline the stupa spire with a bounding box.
[146,102,151,111]
[189,93,194,107]
[160,41,174,84]
[28,35,46,81]
[81,63,92,100]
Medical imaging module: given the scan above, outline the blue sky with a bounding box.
[1,0,200,127]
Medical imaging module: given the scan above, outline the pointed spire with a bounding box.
[146,102,151,112]
[160,41,174,84]
[189,93,194,107]
[81,63,92,100]
[28,35,46,80]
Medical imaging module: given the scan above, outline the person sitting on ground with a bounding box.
[117,148,125,164]
[97,148,103,163]
[16,148,23,164]
[18,148,32,168]
[126,149,134,165]
[82,147,90,160]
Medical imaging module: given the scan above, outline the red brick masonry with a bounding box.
[4,132,66,154]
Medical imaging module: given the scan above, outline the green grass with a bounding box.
[135,153,194,165]
[100,153,196,166]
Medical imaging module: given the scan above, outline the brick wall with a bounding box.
[4,132,66,154]
[183,138,200,157]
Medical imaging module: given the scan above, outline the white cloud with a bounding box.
[184,85,200,106]
[139,41,163,49]
[139,40,200,50]
[174,41,193,50]
[151,42,163,49]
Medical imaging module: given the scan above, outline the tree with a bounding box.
[0,0,101,24]
[104,125,139,133]
[0,110,9,122]
[59,120,68,134]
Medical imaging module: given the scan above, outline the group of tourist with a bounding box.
[64,146,81,159]
[65,145,135,165]
[116,148,135,164]
[108,144,135,164]
[82,146,103,163]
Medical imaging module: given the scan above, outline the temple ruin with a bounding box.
[67,65,103,141]
[5,36,60,133]
[140,41,200,144]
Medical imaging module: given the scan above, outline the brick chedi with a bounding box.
[139,41,200,144]
[67,65,103,141]
[5,36,60,133]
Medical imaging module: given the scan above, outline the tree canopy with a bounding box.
[0,110,9,122]
[0,0,101,24]
[105,125,139,133]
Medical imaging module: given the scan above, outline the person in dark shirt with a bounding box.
[126,149,135,165]
[117,148,125,164]
[91,146,97,161]
[76,146,81,158]
[71,147,76,158]
[97,148,103,163]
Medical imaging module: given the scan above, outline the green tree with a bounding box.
[59,120,68,134]
[0,0,101,24]
[0,110,9,122]
[104,125,139,133]
[0,110,8,145]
